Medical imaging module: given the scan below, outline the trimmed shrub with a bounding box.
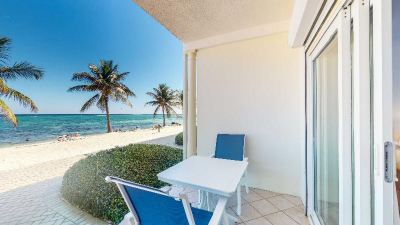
[61,144,182,224]
[175,132,183,146]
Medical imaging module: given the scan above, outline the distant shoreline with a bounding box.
[13,113,183,115]
[0,114,183,145]
[0,128,136,149]
[0,125,183,172]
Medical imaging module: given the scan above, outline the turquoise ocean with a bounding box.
[0,114,182,146]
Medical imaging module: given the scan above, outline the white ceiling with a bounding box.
[132,0,294,42]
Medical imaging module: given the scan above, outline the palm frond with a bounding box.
[0,62,44,80]
[0,37,11,62]
[117,83,135,97]
[96,95,107,111]
[152,105,160,117]
[145,100,159,106]
[80,94,99,112]
[0,98,17,127]
[4,87,38,112]
[68,85,96,92]
[112,95,132,107]
[71,72,97,83]
[88,64,99,77]
[0,78,10,94]
[165,105,177,117]
[115,72,129,81]
[146,92,158,99]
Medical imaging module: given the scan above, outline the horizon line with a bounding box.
[14,113,183,115]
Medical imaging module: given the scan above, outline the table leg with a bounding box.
[236,186,241,215]
[223,211,239,225]
[198,190,203,206]
[206,192,211,211]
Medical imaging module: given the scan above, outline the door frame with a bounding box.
[371,0,395,224]
[305,6,353,225]
[350,0,372,224]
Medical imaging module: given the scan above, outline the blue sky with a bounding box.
[0,0,182,114]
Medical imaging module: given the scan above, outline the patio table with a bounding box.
[157,155,248,224]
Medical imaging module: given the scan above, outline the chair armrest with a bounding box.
[208,197,228,225]
[160,186,172,194]
[244,157,248,162]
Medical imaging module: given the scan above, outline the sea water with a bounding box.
[0,114,182,145]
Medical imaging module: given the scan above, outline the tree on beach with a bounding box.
[0,37,44,127]
[145,84,177,127]
[68,60,135,133]
[175,90,183,109]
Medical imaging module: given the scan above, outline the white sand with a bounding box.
[0,126,182,172]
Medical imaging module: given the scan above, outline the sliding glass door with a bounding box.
[307,6,352,225]
[306,1,396,225]
[314,35,340,225]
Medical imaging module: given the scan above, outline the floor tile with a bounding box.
[284,206,310,225]
[243,190,263,203]
[252,188,280,199]
[281,194,303,206]
[267,195,295,210]
[265,212,298,225]
[227,207,242,223]
[245,217,273,225]
[250,199,280,215]
[238,204,262,222]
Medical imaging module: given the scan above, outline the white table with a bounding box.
[158,156,248,223]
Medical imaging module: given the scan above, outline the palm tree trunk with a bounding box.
[162,106,166,127]
[105,98,112,133]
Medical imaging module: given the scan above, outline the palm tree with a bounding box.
[145,84,177,127]
[0,37,44,127]
[68,60,135,133]
[175,90,183,109]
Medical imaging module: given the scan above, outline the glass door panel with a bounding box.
[314,35,339,225]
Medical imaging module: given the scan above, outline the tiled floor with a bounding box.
[177,187,310,225]
[230,188,309,225]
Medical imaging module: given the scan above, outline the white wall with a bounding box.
[196,32,304,196]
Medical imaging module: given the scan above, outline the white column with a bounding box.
[186,50,197,157]
[183,53,188,159]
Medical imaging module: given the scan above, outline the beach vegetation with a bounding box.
[61,144,182,224]
[145,84,177,126]
[0,37,44,127]
[175,90,183,109]
[68,60,135,133]
[175,132,183,145]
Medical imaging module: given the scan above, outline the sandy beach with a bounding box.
[0,125,182,172]
[0,125,182,224]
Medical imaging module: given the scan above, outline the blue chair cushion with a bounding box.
[215,134,245,161]
[192,207,214,225]
[124,184,212,225]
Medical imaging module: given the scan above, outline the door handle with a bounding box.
[384,141,394,183]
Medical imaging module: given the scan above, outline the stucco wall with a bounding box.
[196,32,304,196]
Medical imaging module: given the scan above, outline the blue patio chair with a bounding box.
[214,134,246,162]
[201,134,248,216]
[105,176,228,225]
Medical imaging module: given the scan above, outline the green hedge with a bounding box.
[61,144,182,224]
[175,132,183,146]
